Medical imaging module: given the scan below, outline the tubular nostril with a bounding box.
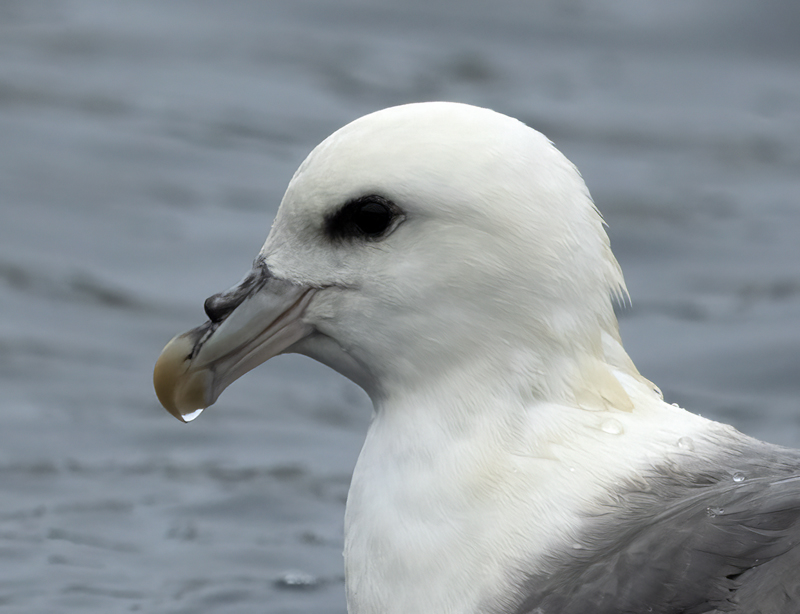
[203,263,270,324]
[204,293,235,323]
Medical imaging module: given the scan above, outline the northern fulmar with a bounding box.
[154,102,800,614]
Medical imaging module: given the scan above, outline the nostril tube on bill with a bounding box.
[204,293,237,322]
[203,264,271,323]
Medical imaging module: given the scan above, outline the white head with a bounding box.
[267,102,625,400]
[154,102,627,420]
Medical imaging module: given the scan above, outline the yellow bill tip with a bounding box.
[153,333,212,422]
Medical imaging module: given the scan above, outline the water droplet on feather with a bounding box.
[600,419,623,435]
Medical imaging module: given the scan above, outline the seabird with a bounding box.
[153,102,800,614]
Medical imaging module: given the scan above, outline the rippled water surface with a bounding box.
[1,1,799,611]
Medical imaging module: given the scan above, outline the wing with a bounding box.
[511,442,800,614]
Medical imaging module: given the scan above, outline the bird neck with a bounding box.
[343,353,716,614]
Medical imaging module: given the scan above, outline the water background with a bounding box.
[1,1,799,612]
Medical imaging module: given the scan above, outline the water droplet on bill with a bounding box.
[182,407,205,422]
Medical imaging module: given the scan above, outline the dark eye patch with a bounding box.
[325,195,401,241]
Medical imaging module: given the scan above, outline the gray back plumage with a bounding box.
[510,436,800,614]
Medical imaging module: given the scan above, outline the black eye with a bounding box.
[352,201,392,236]
[325,195,401,241]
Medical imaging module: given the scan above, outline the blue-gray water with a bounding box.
[1,1,799,612]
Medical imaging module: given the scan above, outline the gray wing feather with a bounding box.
[511,440,800,614]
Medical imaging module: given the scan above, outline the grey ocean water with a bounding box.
[1,1,799,612]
